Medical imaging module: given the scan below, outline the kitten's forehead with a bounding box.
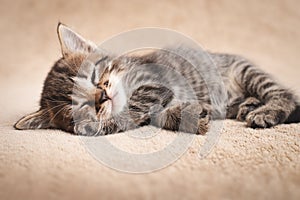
[77,51,109,81]
[107,57,128,75]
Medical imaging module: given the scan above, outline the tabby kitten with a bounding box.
[14,23,300,136]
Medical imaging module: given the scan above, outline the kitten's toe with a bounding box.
[237,97,261,121]
[74,121,114,136]
[237,106,253,121]
[246,108,281,128]
[157,103,210,135]
[180,104,210,135]
[196,115,210,135]
[74,122,101,136]
[178,115,209,135]
[246,113,267,128]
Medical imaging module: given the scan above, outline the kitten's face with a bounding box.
[14,23,126,133]
[73,58,112,116]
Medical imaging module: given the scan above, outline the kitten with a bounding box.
[14,23,300,136]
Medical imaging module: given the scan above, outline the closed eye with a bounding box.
[81,101,94,108]
[95,56,108,66]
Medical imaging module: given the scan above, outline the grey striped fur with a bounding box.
[14,24,300,135]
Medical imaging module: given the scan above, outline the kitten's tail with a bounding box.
[286,101,300,124]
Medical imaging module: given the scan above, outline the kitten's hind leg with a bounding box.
[230,96,285,128]
[153,102,211,135]
[246,103,291,128]
[231,56,297,128]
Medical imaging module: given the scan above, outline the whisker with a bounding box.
[49,105,70,124]
[44,98,69,103]
[37,103,69,120]
[62,107,72,122]
[93,114,103,136]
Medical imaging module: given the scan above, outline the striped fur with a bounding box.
[14,24,300,135]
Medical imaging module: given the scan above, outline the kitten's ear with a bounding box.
[57,23,97,57]
[14,110,51,130]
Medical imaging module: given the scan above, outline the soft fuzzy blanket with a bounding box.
[1,0,299,199]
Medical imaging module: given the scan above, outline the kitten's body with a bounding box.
[14,24,300,135]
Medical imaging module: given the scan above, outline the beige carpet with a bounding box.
[1,0,300,199]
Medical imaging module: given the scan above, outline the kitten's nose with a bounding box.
[99,90,110,104]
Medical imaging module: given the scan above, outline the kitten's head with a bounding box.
[14,23,125,133]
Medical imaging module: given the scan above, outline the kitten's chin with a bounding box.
[111,98,126,115]
[106,101,113,115]
[97,101,113,119]
[109,90,127,115]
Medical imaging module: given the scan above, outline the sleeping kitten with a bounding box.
[14,23,300,135]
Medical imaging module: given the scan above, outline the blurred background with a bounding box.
[1,1,300,200]
[0,0,299,122]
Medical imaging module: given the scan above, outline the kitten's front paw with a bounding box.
[74,120,117,136]
[180,104,210,135]
[237,97,261,121]
[74,122,102,136]
[246,107,284,128]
